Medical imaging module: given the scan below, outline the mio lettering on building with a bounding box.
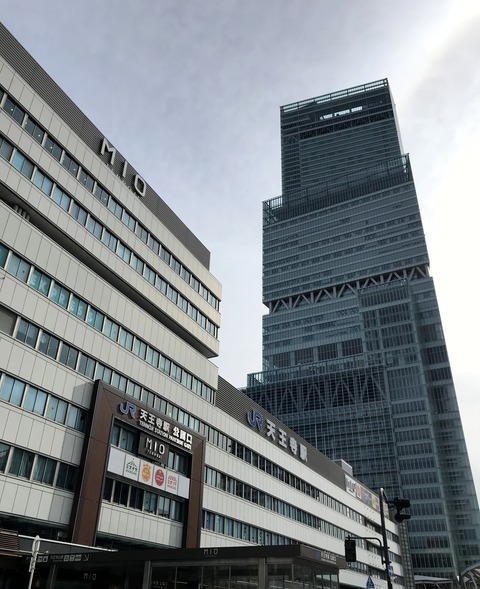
[100,138,147,198]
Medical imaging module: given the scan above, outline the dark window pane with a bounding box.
[9,448,34,478]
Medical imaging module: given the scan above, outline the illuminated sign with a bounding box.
[100,138,146,198]
[247,409,307,462]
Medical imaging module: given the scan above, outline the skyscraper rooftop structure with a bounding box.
[246,79,480,584]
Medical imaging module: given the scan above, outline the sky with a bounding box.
[1,1,479,492]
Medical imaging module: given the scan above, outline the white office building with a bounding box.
[0,22,403,589]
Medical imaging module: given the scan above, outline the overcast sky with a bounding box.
[2,0,480,492]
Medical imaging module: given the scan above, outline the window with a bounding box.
[119,328,134,350]
[56,463,77,491]
[87,308,104,331]
[11,151,33,178]
[3,96,25,124]
[95,363,112,384]
[144,491,158,513]
[29,268,51,295]
[94,184,109,206]
[156,276,168,295]
[16,319,39,348]
[160,249,171,265]
[78,353,95,379]
[50,283,70,308]
[25,118,45,144]
[7,254,31,282]
[103,477,113,501]
[79,169,95,192]
[112,374,126,392]
[0,244,7,267]
[108,197,123,219]
[122,209,136,231]
[0,136,14,161]
[167,286,178,304]
[33,170,53,195]
[102,229,117,252]
[46,397,68,424]
[44,136,62,161]
[70,201,88,226]
[113,481,129,506]
[135,223,148,243]
[0,442,10,472]
[24,387,47,415]
[130,252,144,274]
[69,295,88,320]
[148,235,160,254]
[127,381,142,400]
[59,344,79,370]
[62,153,79,177]
[33,455,56,485]
[52,187,71,211]
[133,338,147,359]
[104,318,120,342]
[8,448,34,478]
[144,265,156,285]
[146,347,159,368]
[118,242,131,263]
[118,427,136,452]
[129,486,144,510]
[38,332,60,359]
[87,216,103,240]
[0,375,25,405]
[67,405,87,432]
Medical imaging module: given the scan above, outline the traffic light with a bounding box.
[392,497,411,523]
[344,538,357,562]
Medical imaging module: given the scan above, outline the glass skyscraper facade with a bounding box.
[246,79,480,582]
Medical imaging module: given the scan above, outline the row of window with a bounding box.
[0,88,219,311]
[0,372,87,432]
[203,509,294,546]
[0,441,77,491]
[204,466,351,540]
[0,132,218,339]
[14,313,215,413]
[0,242,214,403]
[102,477,183,522]
[221,439,391,537]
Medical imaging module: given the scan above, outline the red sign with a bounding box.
[155,468,165,487]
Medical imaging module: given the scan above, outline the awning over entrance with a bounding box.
[36,544,345,589]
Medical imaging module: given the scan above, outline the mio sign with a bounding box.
[100,138,146,198]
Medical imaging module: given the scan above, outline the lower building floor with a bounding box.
[2,542,341,589]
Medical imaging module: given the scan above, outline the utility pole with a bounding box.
[379,488,393,589]
[344,488,410,588]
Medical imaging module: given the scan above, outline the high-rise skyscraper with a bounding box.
[246,79,480,582]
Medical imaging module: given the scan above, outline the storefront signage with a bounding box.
[108,446,189,498]
[118,401,193,451]
[139,432,167,463]
[100,138,147,198]
[317,549,338,566]
[247,409,307,462]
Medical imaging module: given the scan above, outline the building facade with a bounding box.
[246,80,480,583]
[0,24,403,589]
